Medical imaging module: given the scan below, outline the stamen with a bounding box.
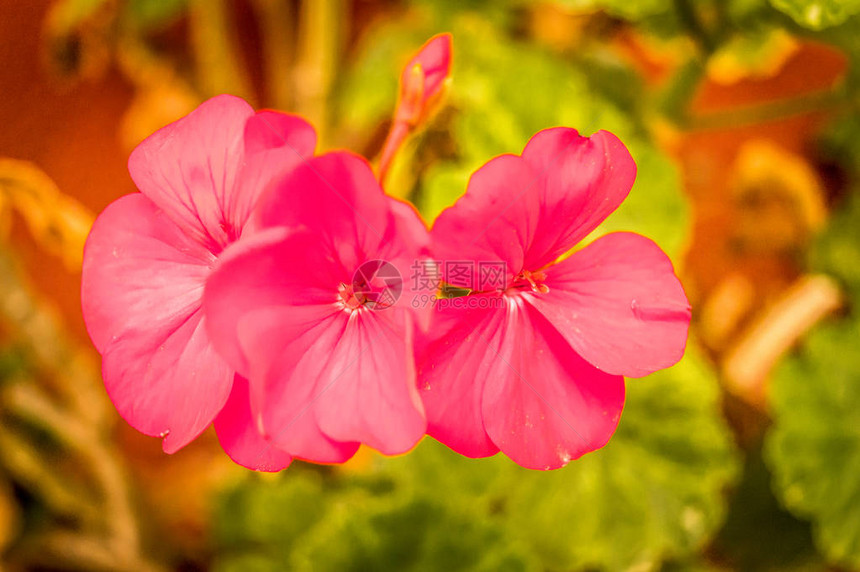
[338,282,366,311]
[518,270,550,294]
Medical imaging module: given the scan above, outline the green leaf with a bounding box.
[769,0,860,29]
[291,497,536,572]
[809,191,860,298]
[212,469,333,571]
[765,317,860,568]
[213,464,534,572]
[715,443,821,570]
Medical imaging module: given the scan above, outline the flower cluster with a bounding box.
[81,36,690,471]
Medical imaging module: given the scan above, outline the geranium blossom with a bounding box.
[418,128,691,470]
[203,152,429,463]
[81,95,314,470]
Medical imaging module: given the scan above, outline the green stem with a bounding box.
[377,121,411,187]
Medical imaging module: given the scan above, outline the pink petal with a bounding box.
[203,228,341,377]
[389,197,430,258]
[82,194,232,452]
[240,306,425,456]
[528,232,691,378]
[387,197,435,326]
[238,306,362,463]
[418,297,504,458]
[480,300,625,470]
[244,110,317,155]
[379,197,431,293]
[255,152,394,274]
[520,128,636,269]
[214,376,292,472]
[127,94,254,252]
[241,305,424,456]
[431,154,540,291]
[82,194,214,354]
[101,308,232,453]
[313,309,426,455]
[228,111,317,234]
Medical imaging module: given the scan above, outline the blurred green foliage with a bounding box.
[124,0,188,31]
[766,316,860,569]
[809,191,860,298]
[811,113,860,297]
[770,0,860,29]
[716,446,822,571]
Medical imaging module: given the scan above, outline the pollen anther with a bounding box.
[516,270,550,294]
[338,282,366,311]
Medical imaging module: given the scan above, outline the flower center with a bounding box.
[512,269,549,294]
[337,282,367,312]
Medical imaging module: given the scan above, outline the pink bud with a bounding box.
[396,33,452,125]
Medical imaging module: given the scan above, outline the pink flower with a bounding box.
[418,128,691,470]
[203,152,429,462]
[81,94,315,471]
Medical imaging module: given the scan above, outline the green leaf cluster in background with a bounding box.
[213,459,535,572]
[213,349,739,572]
